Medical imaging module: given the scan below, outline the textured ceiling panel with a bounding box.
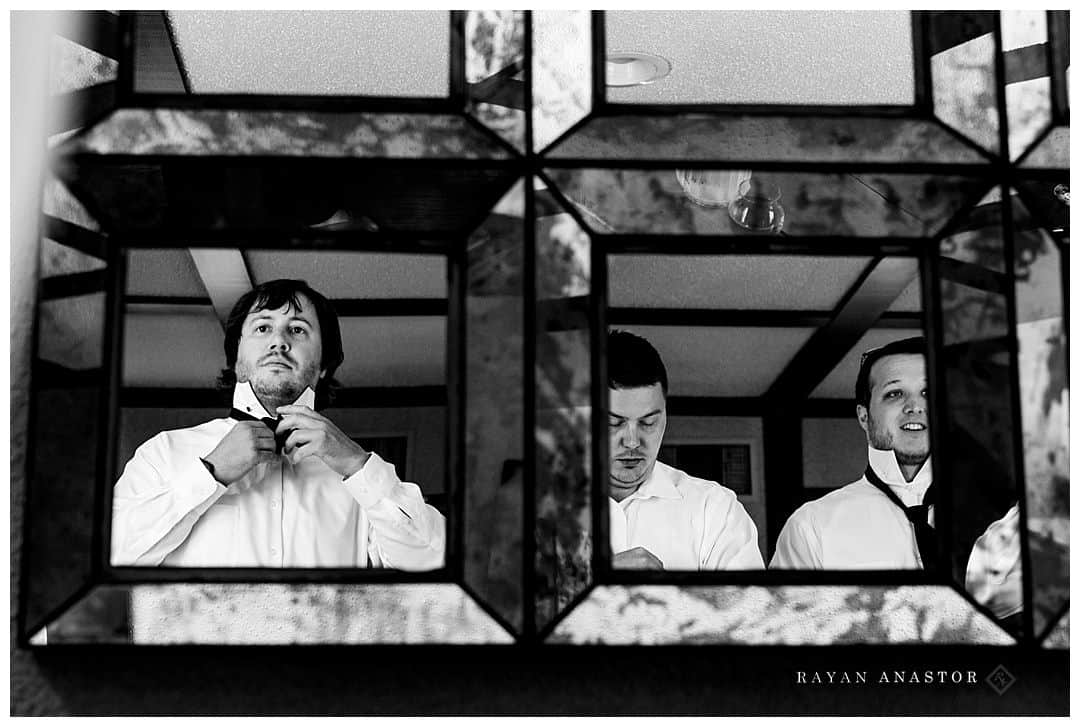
[246,251,447,299]
[609,255,870,310]
[887,276,923,312]
[126,249,208,298]
[811,327,924,398]
[168,11,449,96]
[606,11,914,105]
[616,325,815,396]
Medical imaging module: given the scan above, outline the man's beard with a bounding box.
[866,412,929,468]
[236,359,320,408]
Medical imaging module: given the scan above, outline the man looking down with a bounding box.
[607,330,763,570]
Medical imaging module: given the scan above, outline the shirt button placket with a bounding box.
[271,460,285,566]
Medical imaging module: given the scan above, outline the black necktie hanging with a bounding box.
[229,408,289,454]
[863,466,938,570]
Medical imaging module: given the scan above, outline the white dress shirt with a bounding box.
[609,460,764,570]
[965,503,1022,618]
[769,446,933,569]
[111,383,445,569]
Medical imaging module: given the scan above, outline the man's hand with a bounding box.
[202,421,277,485]
[276,404,371,478]
[612,546,664,570]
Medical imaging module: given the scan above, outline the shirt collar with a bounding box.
[866,445,933,493]
[618,460,682,505]
[231,381,316,419]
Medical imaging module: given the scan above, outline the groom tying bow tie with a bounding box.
[111,278,445,570]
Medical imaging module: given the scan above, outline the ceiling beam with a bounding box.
[189,249,254,326]
[764,256,921,403]
[609,307,922,329]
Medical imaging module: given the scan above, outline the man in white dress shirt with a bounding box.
[770,336,934,570]
[607,330,763,570]
[111,279,445,569]
[768,336,1023,621]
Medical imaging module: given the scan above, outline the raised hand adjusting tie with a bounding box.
[229,408,288,454]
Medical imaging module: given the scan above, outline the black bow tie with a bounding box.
[229,408,289,454]
[864,466,937,570]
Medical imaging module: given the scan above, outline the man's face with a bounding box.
[857,353,929,469]
[234,294,326,405]
[608,384,667,502]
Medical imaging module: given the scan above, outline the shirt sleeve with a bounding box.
[700,490,765,569]
[110,434,227,566]
[341,452,446,571]
[964,503,1022,618]
[769,506,823,569]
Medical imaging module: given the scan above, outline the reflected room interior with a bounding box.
[115,248,450,566]
[606,254,925,566]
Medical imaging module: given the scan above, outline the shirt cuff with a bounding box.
[179,457,228,510]
[342,452,397,510]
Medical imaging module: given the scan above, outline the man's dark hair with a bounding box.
[608,329,668,396]
[217,279,344,407]
[855,336,926,408]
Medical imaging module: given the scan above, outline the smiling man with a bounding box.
[111,279,445,569]
[607,330,763,570]
[770,336,934,569]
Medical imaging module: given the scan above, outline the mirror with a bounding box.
[135,11,451,97]
[112,248,450,570]
[605,11,915,106]
[607,254,925,572]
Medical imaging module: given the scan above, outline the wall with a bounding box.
[801,416,868,490]
[666,416,766,557]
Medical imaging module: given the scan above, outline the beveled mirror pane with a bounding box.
[535,188,593,632]
[533,10,591,153]
[39,584,512,643]
[464,180,525,632]
[938,202,1025,636]
[50,34,117,95]
[1020,126,1070,170]
[114,249,449,569]
[939,189,1006,272]
[41,176,100,231]
[465,10,526,153]
[1001,11,1053,161]
[546,167,989,238]
[1013,178,1069,238]
[547,586,1013,644]
[1010,192,1068,639]
[1044,611,1069,648]
[156,11,449,96]
[57,157,518,237]
[545,115,991,165]
[26,233,111,638]
[606,11,914,105]
[65,109,510,158]
[928,11,1000,156]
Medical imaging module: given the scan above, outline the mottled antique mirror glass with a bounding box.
[530,8,1066,645]
[22,9,1068,649]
